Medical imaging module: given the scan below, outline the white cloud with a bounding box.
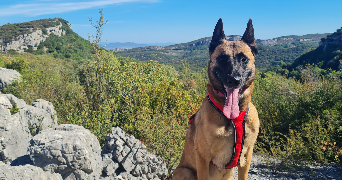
[0,0,159,17]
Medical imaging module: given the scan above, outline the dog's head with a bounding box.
[208,18,257,118]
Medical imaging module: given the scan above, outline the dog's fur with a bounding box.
[172,19,260,180]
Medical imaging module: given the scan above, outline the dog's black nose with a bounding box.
[227,75,241,87]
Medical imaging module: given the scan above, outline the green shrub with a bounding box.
[4,55,29,73]
[253,68,342,165]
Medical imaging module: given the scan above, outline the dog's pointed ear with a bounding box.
[209,18,225,55]
[242,18,257,55]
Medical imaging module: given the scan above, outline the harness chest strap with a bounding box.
[189,92,249,169]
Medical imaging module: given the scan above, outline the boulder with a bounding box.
[0,162,63,180]
[102,127,168,179]
[0,94,58,163]
[28,124,102,180]
[0,112,31,164]
[0,67,21,91]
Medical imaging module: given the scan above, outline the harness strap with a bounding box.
[189,92,248,169]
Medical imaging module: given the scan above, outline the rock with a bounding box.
[0,163,63,180]
[3,94,26,109]
[0,94,58,164]
[102,158,120,177]
[102,127,168,179]
[0,67,21,91]
[0,114,31,164]
[32,99,58,121]
[28,124,102,180]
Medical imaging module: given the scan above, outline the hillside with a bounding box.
[266,27,342,78]
[289,27,342,70]
[0,18,92,60]
[117,34,328,71]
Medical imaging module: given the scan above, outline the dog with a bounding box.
[172,18,260,180]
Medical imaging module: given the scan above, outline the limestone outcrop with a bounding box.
[0,22,65,53]
[102,127,168,179]
[0,92,168,180]
[0,94,58,164]
[0,67,21,91]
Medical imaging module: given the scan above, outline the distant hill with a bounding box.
[117,34,329,71]
[104,42,148,50]
[0,18,92,60]
[103,42,175,50]
[289,28,342,71]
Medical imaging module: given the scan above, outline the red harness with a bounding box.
[189,92,248,169]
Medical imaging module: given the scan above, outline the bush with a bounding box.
[253,68,342,165]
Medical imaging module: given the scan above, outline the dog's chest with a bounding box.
[214,120,234,137]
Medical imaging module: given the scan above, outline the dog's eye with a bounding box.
[237,53,248,64]
[241,57,248,63]
[216,53,230,61]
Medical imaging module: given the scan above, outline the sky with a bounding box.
[0,0,341,44]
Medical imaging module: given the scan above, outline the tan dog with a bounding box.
[172,19,260,180]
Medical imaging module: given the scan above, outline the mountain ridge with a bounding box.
[117,34,328,70]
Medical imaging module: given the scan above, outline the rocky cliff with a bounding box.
[0,21,68,53]
[289,28,342,70]
[319,27,342,51]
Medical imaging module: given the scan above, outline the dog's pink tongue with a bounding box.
[223,88,240,119]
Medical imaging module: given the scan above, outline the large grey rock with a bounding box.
[32,99,58,122]
[0,67,21,91]
[19,98,58,136]
[0,94,58,163]
[28,124,102,180]
[102,127,168,180]
[0,113,31,164]
[0,163,63,180]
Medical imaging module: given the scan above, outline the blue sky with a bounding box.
[0,0,341,44]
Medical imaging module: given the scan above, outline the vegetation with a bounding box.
[256,42,319,69]
[253,70,342,167]
[32,18,93,61]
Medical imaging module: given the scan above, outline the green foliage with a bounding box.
[10,103,19,115]
[2,55,29,73]
[32,19,92,61]
[253,69,342,166]
[0,55,8,67]
[256,42,319,70]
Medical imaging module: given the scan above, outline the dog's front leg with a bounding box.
[195,152,210,180]
[237,146,253,180]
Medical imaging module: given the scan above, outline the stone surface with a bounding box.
[102,127,168,179]
[0,94,58,164]
[0,163,63,180]
[28,124,102,180]
[0,67,21,91]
